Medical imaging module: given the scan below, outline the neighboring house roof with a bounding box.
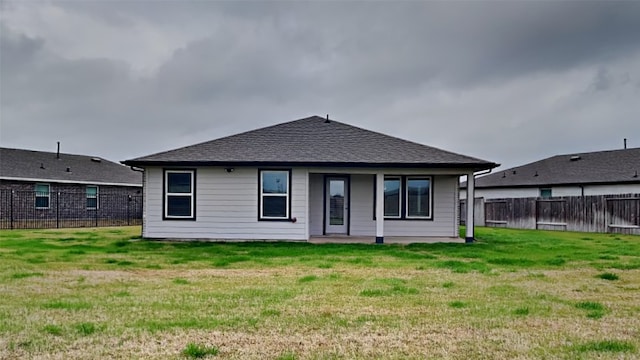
[461,147,640,189]
[0,147,142,186]
[123,116,497,169]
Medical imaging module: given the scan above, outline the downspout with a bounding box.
[465,168,494,243]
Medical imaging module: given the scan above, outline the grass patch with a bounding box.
[596,272,619,281]
[42,324,63,336]
[575,301,605,311]
[182,343,219,358]
[275,352,297,360]
[436,260,490,273]
[448,301,467,308]
[574,340,636,353]
[298,275,318,283]
[575,301,606,319]
[11,272,44,279]
[75,322,97,336]
[42,300,91,310]
[513,307,530,316]
[173,278,190,285]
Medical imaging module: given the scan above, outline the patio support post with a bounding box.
[375,172,384,244]
[465,172,475,243]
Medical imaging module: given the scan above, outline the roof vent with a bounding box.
[40,163,45,169]
[324,114,330,123]
[512,170,517,175]
[534,171,539,177]
[66,167,71,172]
[570,155,581,161]
[502,172,506,178]
[634,170,638,178]
[90,157,102,163]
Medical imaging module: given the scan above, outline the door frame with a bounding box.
[323,175,350,235]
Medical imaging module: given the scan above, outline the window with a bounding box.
[35,183,50,209]
[406,177,431,218]
[383,177,401,218]
[380,176,433,220]
[86,186,99,210]
[540,188,552,199]
[259,170,290,220]
[164,170,195,219]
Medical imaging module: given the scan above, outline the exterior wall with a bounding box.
[384,175,459,237]
[349,174,376,236]
[143,166,465,240]
[463,183,640,200]
[308,173,324,236]
[310,173,459,238]
[143,167,308,240]
[583,184,640,196]
[0,179,142,229]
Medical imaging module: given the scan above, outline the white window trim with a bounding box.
[87,185,99,210]
[383,176,402,219]
[405,176,433,219]
[35,183,50,209]
[259,170,290,220]
[164,170,195,219]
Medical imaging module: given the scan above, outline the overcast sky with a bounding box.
[1,1,639,170]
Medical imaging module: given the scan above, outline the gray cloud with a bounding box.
[1,1,639,170]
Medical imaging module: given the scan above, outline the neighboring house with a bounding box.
[0,147,143,228]
[460,147,640,199]
[459,148,640,234]
[123,116,497,243]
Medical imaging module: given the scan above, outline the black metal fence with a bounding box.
[0,190,143,229]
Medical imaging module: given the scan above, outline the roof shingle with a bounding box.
[124,116,496,169]
[463,147,640,188]
[1,147,142,186]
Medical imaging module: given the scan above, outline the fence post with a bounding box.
[127,195,131,226]
[10,190,14,230]
[95,197,98,227]
[56,192,60,228]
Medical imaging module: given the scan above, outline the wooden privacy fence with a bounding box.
[460,194,640,235]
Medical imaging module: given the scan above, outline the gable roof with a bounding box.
[0,147,142,186]
[123,116,497,169]
[462,147,640,189]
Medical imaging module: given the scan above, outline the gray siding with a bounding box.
[384,175,459,237]
[143,166,463,240]
[336,174,459,237]
[144,167,307,240]
[349,174,376,236]
[308,173,324,236]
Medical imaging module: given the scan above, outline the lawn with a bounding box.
[0,226,639,359]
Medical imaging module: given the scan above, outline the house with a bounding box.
[460,147,640,199]
[458,147,640,235]
[0,147,143,228]
[122,116,498,243]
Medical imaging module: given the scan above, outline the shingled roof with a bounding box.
[123,116,497,169]
[1,147,142,186]
[462,147,640,189]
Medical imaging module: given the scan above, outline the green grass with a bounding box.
[574,340,636,353]
[183,343,219,358]
[596,272,619,281]
[0,226,638,359]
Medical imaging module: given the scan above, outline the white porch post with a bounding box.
[375,172,384,244]
[465,171,475,243]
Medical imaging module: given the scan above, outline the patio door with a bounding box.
[325,177,349,234]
